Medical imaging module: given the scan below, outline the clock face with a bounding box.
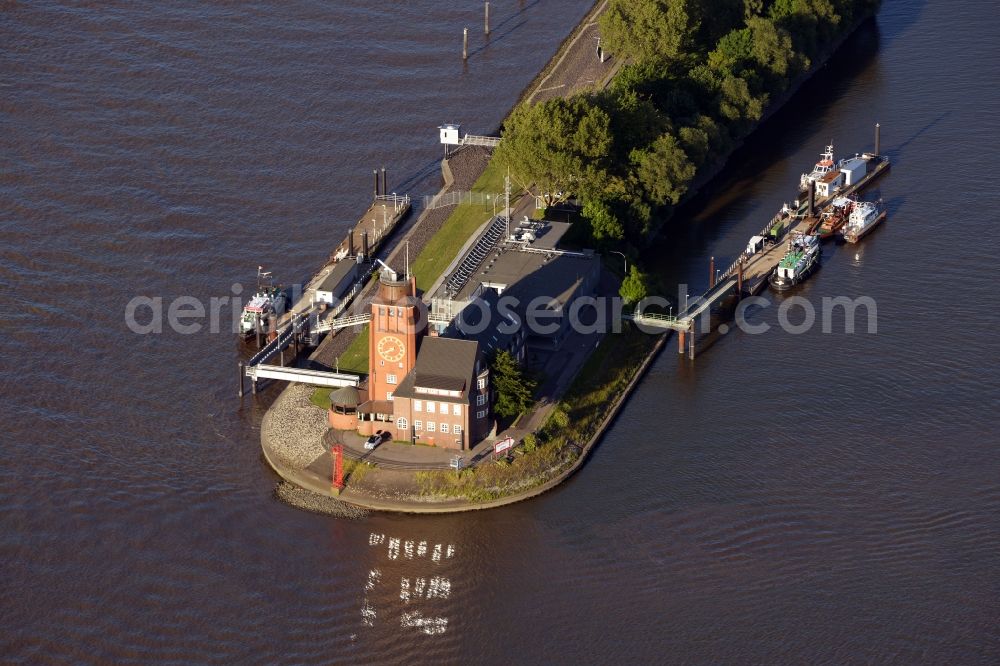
[377,335,405,363]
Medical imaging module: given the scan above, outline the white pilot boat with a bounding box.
[840,199,887,244]
[239,267,287,337]
[799,144,837,192]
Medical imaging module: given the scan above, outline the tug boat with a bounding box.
[815,196,854,239]
[840,199,886,244]
[239,267,288,337]
[799,144,837,192]
[769,232,821,291]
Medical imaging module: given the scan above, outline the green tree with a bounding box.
[630,132,696,207]
[600,0,701,65]
[496,97,613,207]
[490,350,537,420]
[582,197,625,243]
[620,265,651,305]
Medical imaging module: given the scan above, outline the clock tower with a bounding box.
[368,268,423,403]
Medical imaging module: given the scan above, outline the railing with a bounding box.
[460,134,501,148]
[247,311,310,367]
[375,193,411,212]
[314,313,371,334]
[422,190,503,211]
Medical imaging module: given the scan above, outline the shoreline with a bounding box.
[261,6,880,514]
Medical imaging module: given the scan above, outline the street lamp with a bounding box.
[609,250,627,274]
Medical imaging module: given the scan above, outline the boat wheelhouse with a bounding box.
[799,144,836,192]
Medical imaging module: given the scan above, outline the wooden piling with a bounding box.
[737,258,744,298]
[255,314,262,348]
[875,122,881,156]
[678,328,686,354]
[485,2,490,35]
[380,167,386,197]
[688,322,696,360]
[709,256,715,288]
[463,28,469,60]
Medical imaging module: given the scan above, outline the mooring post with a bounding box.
[485,2,490,34]
[251,375,257,395]
[709,256,715,288]
[875,122,881,157]
[380,166,386,198]
[463,28,469,60]
[688,322,696,360]
[373,168,379,197]
[808,180,816,217]
[678,328,686,354]
[255,314,262,348]
[238,362,244,397]
[268,314,278,343]
[737,258,744,299]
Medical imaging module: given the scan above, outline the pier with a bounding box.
[627,141,889,359]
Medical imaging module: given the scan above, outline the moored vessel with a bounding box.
[240,267,288,337]
[799,144,837,192]
[769,232,821,291]
[815,196,854,239]
[840,199,886,243]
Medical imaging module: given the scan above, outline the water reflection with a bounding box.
[359,532,457,636]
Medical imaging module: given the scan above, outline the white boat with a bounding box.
[240,268,287,336]
[799,144,837,192]
[769,232,821,291]
[840,200,886,244]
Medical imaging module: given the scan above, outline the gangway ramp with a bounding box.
[247,365,360,388]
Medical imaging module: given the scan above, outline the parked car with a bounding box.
[364,430,387,451]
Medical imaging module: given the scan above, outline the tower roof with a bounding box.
[329,386,361,408]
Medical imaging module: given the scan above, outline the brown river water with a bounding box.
[3,1,999,662]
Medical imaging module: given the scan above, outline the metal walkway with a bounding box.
[314,313,371,334]
[247,364,359,388]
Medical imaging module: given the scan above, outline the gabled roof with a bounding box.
[413,337,479,391]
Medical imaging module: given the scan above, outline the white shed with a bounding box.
[839,156,867,186]
[439,124,461,145]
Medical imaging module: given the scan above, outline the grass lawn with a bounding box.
[336,329,369,375]
[410,158,518,292]
[310,387,333,409]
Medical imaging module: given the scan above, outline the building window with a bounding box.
[477,377,487,390]
[379,307,385,315]
[427,402,436,414]
[414,420,422,431]
[452,404,461,416]
[414,400,422,412]
[427,421,436,432]
[440,423,449,434]
[380,360,384,367]
[387,374,397,385]
[439,402,448,413]
[386,392,393,401]
[397,417,407,430]
[453,425,462,435]
[388,307,394,316]
[477,410,487,419]
[477,394,486,407]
